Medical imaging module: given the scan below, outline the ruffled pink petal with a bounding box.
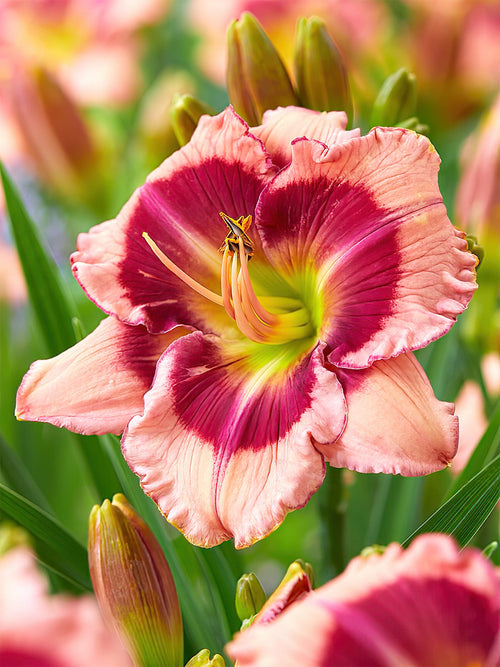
[227,534,500,667]
[122,333,346,548]
[252,106,360,167]
[72,107,277,334]
[16,316,185,435]
[318,352,457,475]
[256,128,477,369]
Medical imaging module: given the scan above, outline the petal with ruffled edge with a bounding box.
[16,317,186,435]
[256,129,477,369]
[71,107,277,335]
[317,351,457,475]
[251,106,360,167]
[227,534,500,666]
[122,332,346,548]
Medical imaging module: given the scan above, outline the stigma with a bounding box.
[142,213,313,345]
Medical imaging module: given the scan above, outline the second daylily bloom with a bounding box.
[227,534,500,666]
[16,106,477,548]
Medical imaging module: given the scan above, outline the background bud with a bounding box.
[370,68,418,127]
[186,648,225,666]
[235,572,267,621]
[88,494,183,667]
[294,16,352,122]
[226,12,298,125]
[170,94,216,146]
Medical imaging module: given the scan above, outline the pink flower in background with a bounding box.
[454,353,500,473]
[0,546,132,666]
[401,0,500,121]
[16,106,476,548]
[456,92,500,237]
[0,240,26,304]
[0,0,170,108]
[227,534,500,666]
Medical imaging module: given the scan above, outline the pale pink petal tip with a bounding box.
[322,352,458,476]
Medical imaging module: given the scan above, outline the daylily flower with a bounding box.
[16,106,477,548]
[0,544,132,666]
[226,533,500,666]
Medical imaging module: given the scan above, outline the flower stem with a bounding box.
[317,466,347,580]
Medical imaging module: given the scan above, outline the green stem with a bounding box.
[317,466,346,581]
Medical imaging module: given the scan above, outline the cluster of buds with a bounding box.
[226,12,352,126]
[235,560,313,630]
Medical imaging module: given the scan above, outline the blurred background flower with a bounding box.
[0,532,132,666]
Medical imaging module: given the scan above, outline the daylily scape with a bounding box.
[16,105,477,548]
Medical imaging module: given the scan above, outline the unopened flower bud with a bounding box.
[360,544,387,558]
[9,65,98,198]
[294,16,352,121]
[235,572,266,621]
[370,68,417,127]
[465,234,484,267]
[226,12,298,125]
[253,560,312,625]
[170,94,216,146]
[185,649,225,667]
[397,116,429,135]
[88,494,183,667]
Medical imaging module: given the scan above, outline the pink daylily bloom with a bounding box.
[0,545,132,666]
[16,106,477,547]
[227,534,500,666]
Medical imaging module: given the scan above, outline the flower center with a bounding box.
[142,213,314,345]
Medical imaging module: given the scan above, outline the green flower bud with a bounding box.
[465,234,484,267]
[293,559,315,589]
[88,494,183,667]
[397,116,429,135]
[252,560,312,625]
[294,16,352,121]
[185,649,225,667]
[235,573,267,621]
[370,68,418,127]
[170,94,216,146]
[360,544,387,558]
[226,12,298,125]
[482,541,498,560]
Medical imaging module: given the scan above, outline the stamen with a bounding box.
[142,232,223,306]
[238,238,277,326]
[221,245,235,320]
[231,252,267,343]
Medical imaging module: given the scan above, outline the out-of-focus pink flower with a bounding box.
[401,0,500,121]
[0,545,133,666]
[456,92,500,238]
[0,0,170,107]
[455,92,500,352]
[454,352,500,472]
[16,106,476,548]
[227,534,500,666]
[0,239,26,303]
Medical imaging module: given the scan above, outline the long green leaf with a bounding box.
[1,163,122,500]
[0,432,52,512]
[0,483,91,591]
[0,161,77,356]
[403,454,500,547]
